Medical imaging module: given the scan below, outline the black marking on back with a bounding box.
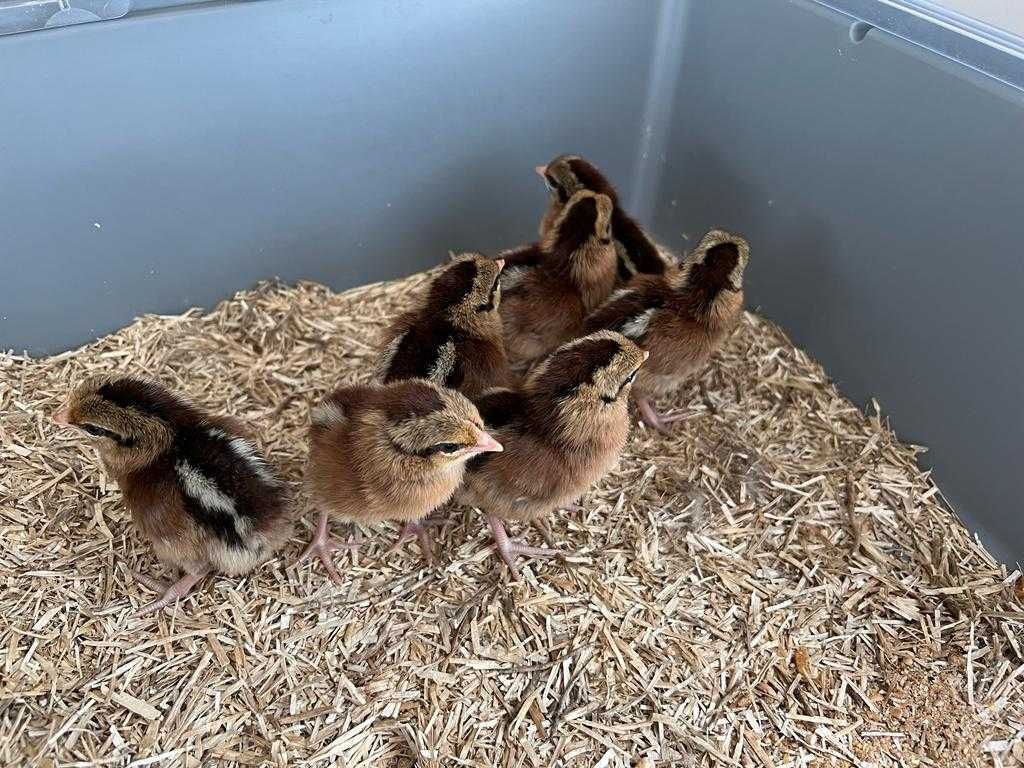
[171,426,284,549]
[612,209,665,276]
[383,325,466,391]
[585,285,666,335]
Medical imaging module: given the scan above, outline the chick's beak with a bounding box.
[495,258,505,272]
[534,165,547,178]
[642,350,651,362]
[52,407,71,426]
[471,430,503,454]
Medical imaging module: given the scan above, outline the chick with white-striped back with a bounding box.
[53,376,293,617]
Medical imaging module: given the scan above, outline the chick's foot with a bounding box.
[297,510,358,584]
[130,570,209,618]
[488,515,558,578]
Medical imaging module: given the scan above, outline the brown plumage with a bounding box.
[536,154,672,279]
[377,253,511,398]
[584,229,749,433]
[302,378,502,579]
[458,331,648,576]
[52,375,292,617]
[498,189,618,367]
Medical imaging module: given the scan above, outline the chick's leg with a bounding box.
[298,510,357,584]
[390,519,440,566]
[130,569,209,618]
[488,515,558,578]
[636,396,674,435]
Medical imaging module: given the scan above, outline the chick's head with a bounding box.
[529,331,648,419]
[434,254,506,332]
[53,375,184,473]
[677,229,750,293]
[536,154,616,205]
[384,380,502,468]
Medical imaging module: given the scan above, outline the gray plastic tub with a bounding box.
[1,0,1021,563]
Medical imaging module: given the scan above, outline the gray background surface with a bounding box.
[1,0,1021,563]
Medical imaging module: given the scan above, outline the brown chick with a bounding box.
[498,189,618,367]
[458,331,648,577]
[584,229,749,433]
[52,375,292,617]
[377,253,511,399]
[536,153,672,280]
[302,379,502,580]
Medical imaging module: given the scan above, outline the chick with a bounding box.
[536,154,671,279]
[498,189,618,367]
[459,331,648,576]
[302,379,502,579]
[52,375,292,617]
[377,253,511,399]
[584,229,749,433]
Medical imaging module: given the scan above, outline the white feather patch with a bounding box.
[311,401,346,427]
[608,288,636,304]
[376,331,406,379]
[175,459,252,536]
[428,340,457,385]
[228,435,280,486]
[500,265,529,291]
[621,309,656,340]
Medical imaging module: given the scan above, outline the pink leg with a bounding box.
[488,515,558,578]
[130,570,209,618]
[297,510,358,584]
[638,399,671,436]
[388,520,439,566]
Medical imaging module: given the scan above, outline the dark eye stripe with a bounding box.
[80,423,136,447]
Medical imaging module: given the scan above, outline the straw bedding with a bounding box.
[2,272,1022,768]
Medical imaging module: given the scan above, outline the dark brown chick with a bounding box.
[584,229,749,433]
[302,379,502,580]
[52,375,291,617]
[537,153,672,280]
[498,189,618,367]
[377,253,511,399]
[458,331,648,577]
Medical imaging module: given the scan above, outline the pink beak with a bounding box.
[494,258,505,271]
[534,165,547,178]
[53,407,71,426]
[642,350,650,361]
[472,431,503,454]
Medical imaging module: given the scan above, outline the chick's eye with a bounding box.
[434,442,462,454]
[82,423,113,439]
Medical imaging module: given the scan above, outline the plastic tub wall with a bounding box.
[1,0,1021,563]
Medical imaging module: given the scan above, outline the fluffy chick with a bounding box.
[584,229,749,433]
[498,189,618,367]
[377,253,511,399]
[53,375,292,617]
[459,331,647,576]
[303,379,502,579]
[537,154,671,279]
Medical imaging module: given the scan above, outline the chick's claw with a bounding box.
[130,570,209,619]
[488,515,558,578]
